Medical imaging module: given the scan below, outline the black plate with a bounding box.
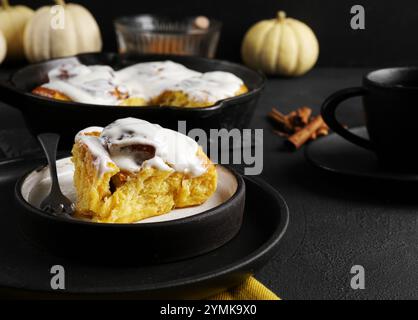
[0,157,288,299]
[305,127,418,182]
[0,53,265,150]
[15,159,246,265]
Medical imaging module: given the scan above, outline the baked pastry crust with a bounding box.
[32,87,71,101]
[72,128,217,224]
[157,84,249,108]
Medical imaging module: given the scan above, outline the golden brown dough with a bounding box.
[72,132,217,223]
[157,85,249,108]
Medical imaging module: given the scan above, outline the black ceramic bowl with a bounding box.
[15,158,245,265]
[0,53,265,149]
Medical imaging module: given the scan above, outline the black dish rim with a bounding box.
[364,66,418,91]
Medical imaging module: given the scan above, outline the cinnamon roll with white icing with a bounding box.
[71,118,217,223]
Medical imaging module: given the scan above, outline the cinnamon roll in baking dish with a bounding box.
[32,61,248,108]
[157,71,248,107]
[72,118,217,223]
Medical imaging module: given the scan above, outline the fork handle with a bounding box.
[37,133,62,194]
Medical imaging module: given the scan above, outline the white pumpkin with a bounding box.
[23,0,102,63]
[0,0,34,60]
[242,11,319,77]
[0,30,6,64]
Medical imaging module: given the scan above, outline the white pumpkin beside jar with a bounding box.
[0,30,6,64]
[23,0,102,63]
[0,0,34,61]
[242,11,319,77]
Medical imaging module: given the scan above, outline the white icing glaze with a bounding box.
[41,61,244,106]
[43,64,127,105]
[75,126,104,141]
[75,118,207,177]
[77,135,115,175]
[168,71,244,103]
[115,61,201,100]
[48,63,91,81]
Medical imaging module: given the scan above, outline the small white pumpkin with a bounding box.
[242,11,319,77]
[23,0,102,63]
[0,30,6,64]
[0,0,34,60]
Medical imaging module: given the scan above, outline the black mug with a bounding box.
[322,67,418,172]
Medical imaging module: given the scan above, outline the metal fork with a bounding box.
[37,133,74,217]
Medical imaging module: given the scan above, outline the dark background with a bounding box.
[12,0,418,67]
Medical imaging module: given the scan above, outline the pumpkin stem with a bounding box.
[1,0,10,10]
[54,0,66,6]
[277,11,287,21]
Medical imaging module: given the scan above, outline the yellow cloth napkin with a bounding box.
[209,277,280,300]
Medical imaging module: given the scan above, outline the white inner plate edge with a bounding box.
[20,157,238,224]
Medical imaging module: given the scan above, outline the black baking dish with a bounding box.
[0,53,265,149]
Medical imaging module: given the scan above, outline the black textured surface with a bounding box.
[250,68,418,299]
[1,67,418,299]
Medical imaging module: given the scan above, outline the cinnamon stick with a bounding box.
[293,107,312,126]
[270,108,287,121]
[287,116,326,149]
[269,108,293,132]
[316,124,329,137]
[269,106,329,148]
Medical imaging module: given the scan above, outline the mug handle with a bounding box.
[321,87,374,150]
